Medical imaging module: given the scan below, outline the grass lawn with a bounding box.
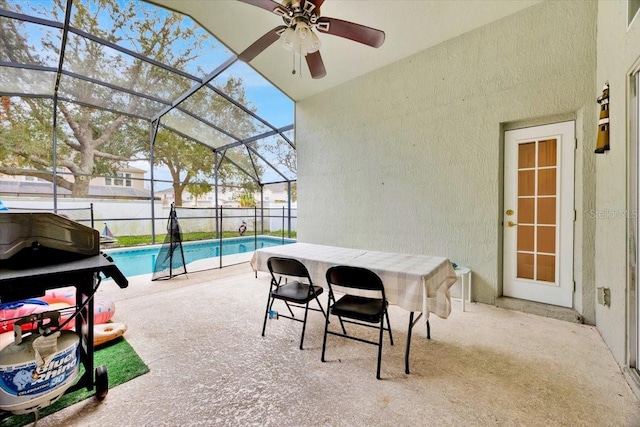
[110,230,296,248]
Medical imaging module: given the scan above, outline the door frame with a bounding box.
[629,68,639,372]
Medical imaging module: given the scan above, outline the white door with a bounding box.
[503,121,575,307]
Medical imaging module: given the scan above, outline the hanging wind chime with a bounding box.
[595,82,610,153]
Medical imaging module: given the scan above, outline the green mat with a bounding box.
[1,338,150,427]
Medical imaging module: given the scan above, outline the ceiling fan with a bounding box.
[237,0,385,79]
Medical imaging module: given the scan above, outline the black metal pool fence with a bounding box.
[1,203,297,245]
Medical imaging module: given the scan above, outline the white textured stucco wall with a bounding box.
[296,1,597,308]
[595,0,640,364]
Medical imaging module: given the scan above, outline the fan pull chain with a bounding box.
[291,51,296,75]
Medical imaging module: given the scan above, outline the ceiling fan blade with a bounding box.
[316,17,385,48]
[305,51,326,79]
[237,0,290,17]
[238,25,287,62]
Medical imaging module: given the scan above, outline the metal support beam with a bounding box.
[217,124,294,151]
[151,56,238,123]
[287,181,292,238]
[150,120,160,244]
[214,151,221,238]
[51,0,74,212]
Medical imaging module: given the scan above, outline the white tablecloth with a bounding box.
[250,242,458,319]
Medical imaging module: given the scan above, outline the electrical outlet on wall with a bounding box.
[597,287,611,307]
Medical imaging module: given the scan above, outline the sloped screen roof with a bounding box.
[0,0,295,188]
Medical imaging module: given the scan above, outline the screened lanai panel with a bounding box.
[54,100,151,201]
[70,0,234,79]
[1,0,65,22]
[57,73,168,119]
[0,16,62,67]
[62,33,194,104]
[248,136,296,182]
[161,108,236,148]
[0,97,54,182]
[222,145,261,183]
[1,0,297,198]
[0,67,55,95]
[179,85,270,142]
[214,62,294,129]
[283,128,294,146]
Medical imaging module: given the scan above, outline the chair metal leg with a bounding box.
[328,293,347,333]
[314,294,327,319]
[261,293,272,337]
[376,318,384,380]
[321,307,331,362]
[338,316,347,334]
[299,301,310,350]
[283,301,296,317]
[384,309,394,345]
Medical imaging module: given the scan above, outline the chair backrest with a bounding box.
[267,257,311,281]
[326,265,386,298]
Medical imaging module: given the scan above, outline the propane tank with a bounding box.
[0,312,80,414]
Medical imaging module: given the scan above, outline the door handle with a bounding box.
[506,221,517,227]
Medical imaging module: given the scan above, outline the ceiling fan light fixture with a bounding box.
[301,25,321,54]
[279,21,321,55]
[296,21,311,40]
[280,27,297,51]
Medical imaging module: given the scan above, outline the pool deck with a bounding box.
[187,251,254,272]
[30,261,640,426]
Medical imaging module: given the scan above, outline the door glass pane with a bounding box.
[537,255,555,282]
[537,197,556,224]
[518,170,535,196]
[538,139,557,167]
[537,226,556,253]
[517,253,534,279]
[517,226,534,251]
[538,169,557,195]
[518,142,536,168]
[518,198,534,223]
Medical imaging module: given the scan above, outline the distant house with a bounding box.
[0,165,155,200]
[95,165,146,191]
[261,183,293,205]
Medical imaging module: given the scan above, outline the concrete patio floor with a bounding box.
[33,262,640,426]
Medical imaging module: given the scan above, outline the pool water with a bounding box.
[104,236,294,278]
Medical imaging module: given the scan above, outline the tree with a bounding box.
[152,129,216,207]
[238,191,256,208]
[0,0,209,196]
[150,73,264,206]
[152,133,264,208]
[261,134,297,201]
[186,182,212,207]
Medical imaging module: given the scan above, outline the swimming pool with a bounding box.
[104,236,295,278]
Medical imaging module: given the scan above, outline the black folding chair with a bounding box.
[262,257,327,349]
[321,265,394,379]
